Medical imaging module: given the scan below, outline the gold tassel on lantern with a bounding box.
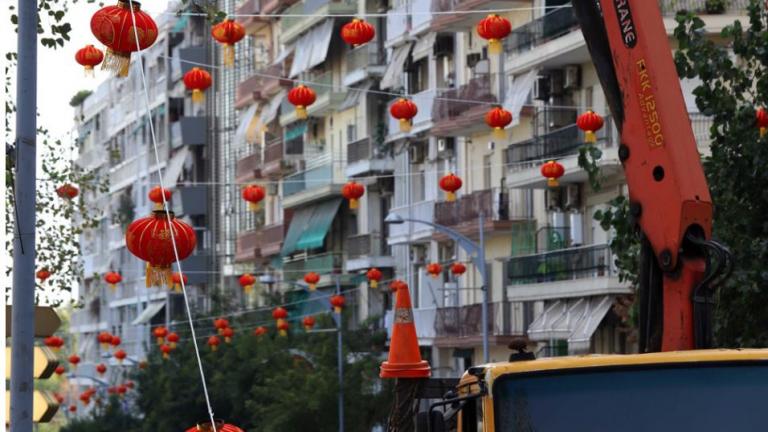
[162,352,170,359]
[548,178,559,188]
[279,329,287,337]
[370,279,378,289]
[488,39,502,55]
[153,202,164,211]
[192,89,205,103]
[446,191,456,202]
[146,264,172,288]
[308,283,316,291]
[173,282,182,293]
[349,199,359,210]
[248,201,260,212]
[761,127,766,137]
[109,284,117,291]
[211,344,218,352]
[585,130,596,143]
[84,66,95,78]
[334,306,342,314]
[296,106,308,119]
[492,127,506,141]
[399,119,412,133]
[102,50,131,78]
[224,44,235,67]
[244,284,253,294]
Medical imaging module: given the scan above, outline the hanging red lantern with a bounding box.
[148,186,172,210]
[56,183,79,200]
[54,393,65,404]
[389,279,407,293]
[287,85,317,119]
[450,262,467,276]
[272,307,288,326]
[239,273,256,294]
[439,173,463,202]
[75,44,104,77]
[138,360,148,369]
[211,19,245,66]
[341,18,376,46]
[222,327,235,343]
[476,14,512,55]
[68,354,81,366]
[485,106,513,140]
[155,344,169,360]
[79,393,91,406]
[153,326,168,345]
[124,380,135,389]
[36,269,51,283]
[426,263,442,279]
[98,332,113,350]
[242,185,266,212]
[540,160,565,188]
[253,326,268,337]
[207,336,221,352]
[117,385,128,396]
[390,98,418,133]
[183,67,212,103]
[302,316,316,331]
[69,405,77,413]
[125,190,197,288]
[277,320,290,337]
[171,272,188,293]
[90,1,158,77]
[366,268,382,289]
[44,336,64,351]
[185,422,245,432]
[757,107,768,137]
[167,332,179,349]
[304,272,321,291]
[214,318,230,334]
[114,349,127,363]
[55,365,66,376]
[96,363,107,375]
[341,181,365,210]
[104,271,122,291]
[330,295,346,314]
[110,335,121,348]
[576,110,604,143]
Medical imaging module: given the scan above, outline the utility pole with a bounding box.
[478,212,489,362]
[335,275,344,432]
[10,0,38,430]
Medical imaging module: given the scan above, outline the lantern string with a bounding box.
[127,1,218,429]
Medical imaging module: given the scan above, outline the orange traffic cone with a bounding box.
[380,282,431,378]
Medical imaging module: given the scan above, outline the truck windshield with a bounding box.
[493,363,768,431]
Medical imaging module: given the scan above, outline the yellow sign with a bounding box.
[5,390,60,423]
[5,346,60,379]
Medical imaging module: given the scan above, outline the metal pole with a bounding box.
[10,0,38,429]
[479,212,489,363]
[335,275,344,432]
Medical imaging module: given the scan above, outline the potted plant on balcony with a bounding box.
[705,0,727,14]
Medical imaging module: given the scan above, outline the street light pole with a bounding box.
[334,274,344,432]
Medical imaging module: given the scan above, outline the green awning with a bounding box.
[285,121,307,141]
[281,198,342,256]
[171,15,189,33]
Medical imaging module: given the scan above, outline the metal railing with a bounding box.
[347,232,387,258]
[264,138,283,164]
[236,152,261,181]
[658,0,750,14]
[435,302,524,338]
[347,41,384,72]
[506,244,614,285]
[259,223,285,248]
[386,3,409,43]
[283,252,344,280]
[282,159,340,197]
[503,6,578,56]
[434,188,522,226]
[432,75,497,122]
[280,0,356,37]
[235,230,261,261]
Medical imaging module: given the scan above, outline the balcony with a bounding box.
[170,117,207,149]
[234,223,286,263]
[279,72,345,126]
[505,244,632,301]
[429,0,509,32]
[283,252,343,282]
[431,75,497,137]
[657,0,750,15]
[434,302,528,349]
[280,0,357,44]
[235,230,261,263]
[344,42,386,87]
[385,307,437,343]
[345,232,395,272]
[387,89,437,141]
[235,75,261,109]
[385,3,410,48]
[345,137,394,178]
[259,222,286,257]
[387,200,436,245]
[262,138,293,178]
[175,185,208,216]
[433,188,530,242]
[282,158,345,208]
[504,6,579,58]
[235,0,270,28]
[236,64,288,109]
[236,151,263,183]
[261,0,299,15]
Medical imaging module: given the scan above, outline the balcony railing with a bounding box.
[506,244,614,285]
[235,151,262,182]
[503,6,579,56]
[282,159,342,197]
[435,301,527,340]
[259,223,285,257]
[235,230,261,262]
[280,0,356,40]
[657,0,749,14]
[347,136,390,164]
[283,252,343,280]
[432,75,496,123]
[347,41,384,73]
[388,200,435,240]
[434,188,522,226]
[348,232,387,258]
[264,138,283,164]
[386,3,409,44]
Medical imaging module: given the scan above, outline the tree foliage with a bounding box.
[60,397,141,432]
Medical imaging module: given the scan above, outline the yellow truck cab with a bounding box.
[425,349,768,432]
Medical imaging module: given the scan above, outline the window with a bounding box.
[407,59,429,93]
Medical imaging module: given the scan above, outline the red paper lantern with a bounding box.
[54,393,65,404]
[341,18,376,46]
[148,186,171,210]
[90,1,158,77]
[341,181,365,210]
[272,307,288,322]
[55,365,66,376]
[242,185,266,212]
[117,385,128,396]
[167,332,179,349]
[98,332,113,350]
[171,272,188,293]
[439,173,463,202]
[96,363,107,375]
[330,295,346,314]
[476,14,512,55]
[304,272,320,291]
[239,273,256,294]
[757,107,768,137]
[152,326,168,345]
[277,320,290,337]
[183,67,212,103]
[56,183,79,200]
[253,326,268,337]
[287,85,317,119]
[110,336,121,348]
[156,344,169,359]
[185,422,245,432]
[485,106,513,140]
[540,160,565,188]
[426,263,442,279]
[125,190,197,288]
[366,268,382,289]
[44,336,64,351]
[124,380,135,389]
[114,349,127,363]
[207,336,220,352]
[104,271,122,291]
[450,262,467,276]
[69,405,77,413]
[211,19,245,66]
[222,327,235,343]
[576,110,605,143]
[75,45,104,77]
[302,316,316,331]
[36,269,51,282]
[389,279,407,293]
[68,354,81,366]
[79,393,91,405]
[390,98,418,132]
[214,318,230,334]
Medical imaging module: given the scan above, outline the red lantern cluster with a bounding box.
[485,106,513,140]
[207,336,221,352]
[167,332,180,349]
[183,67,212,103]
[341,18,376,46]
[242,185,266,212]
[389,279,408,293]
[541,160,565,188]
[98,331,114,350]
[302,316,316,331]
[160,344,172,359]
[125,189,197,288]
[439,173,463,202]
[75,45,104,77]
[273,307,289,336]
[90,1,158,77]
[253,326,268,337]
[239,273,256,294]
[757,107,768,137]
[104,271,122,291]
[476,14,512,55]
[153,326,168,345]
[451,262,467,276]
[56,183,79,200]
[111,336,121,349]
[390,98,418,133]
[426,263,442,279]
[44,335,64,351]
[171,272,188,293]
[330,295,346,314]
[36,269,51,282]
[304,272,320,291]
[222,327,235,344]
[211,19,245,66]
[366,268,382,289]
[341,181,365,210]
[576,110,604,143]
[287,85,317,119]
[214,318,230,334]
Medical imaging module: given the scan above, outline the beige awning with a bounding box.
[131,302,165,326]
[527,295,614,354]
[380,43,413,90]
[162,146,191,190]
[289,19,334,77]
[260,90,287,126]
[412,32,436,61]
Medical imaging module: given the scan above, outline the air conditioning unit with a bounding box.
[408,144,425,164]
[564,184,581,210]
[533,75,551,101]
[564,65,581,90]
[436,137,455,158]
[266,183,278,196]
